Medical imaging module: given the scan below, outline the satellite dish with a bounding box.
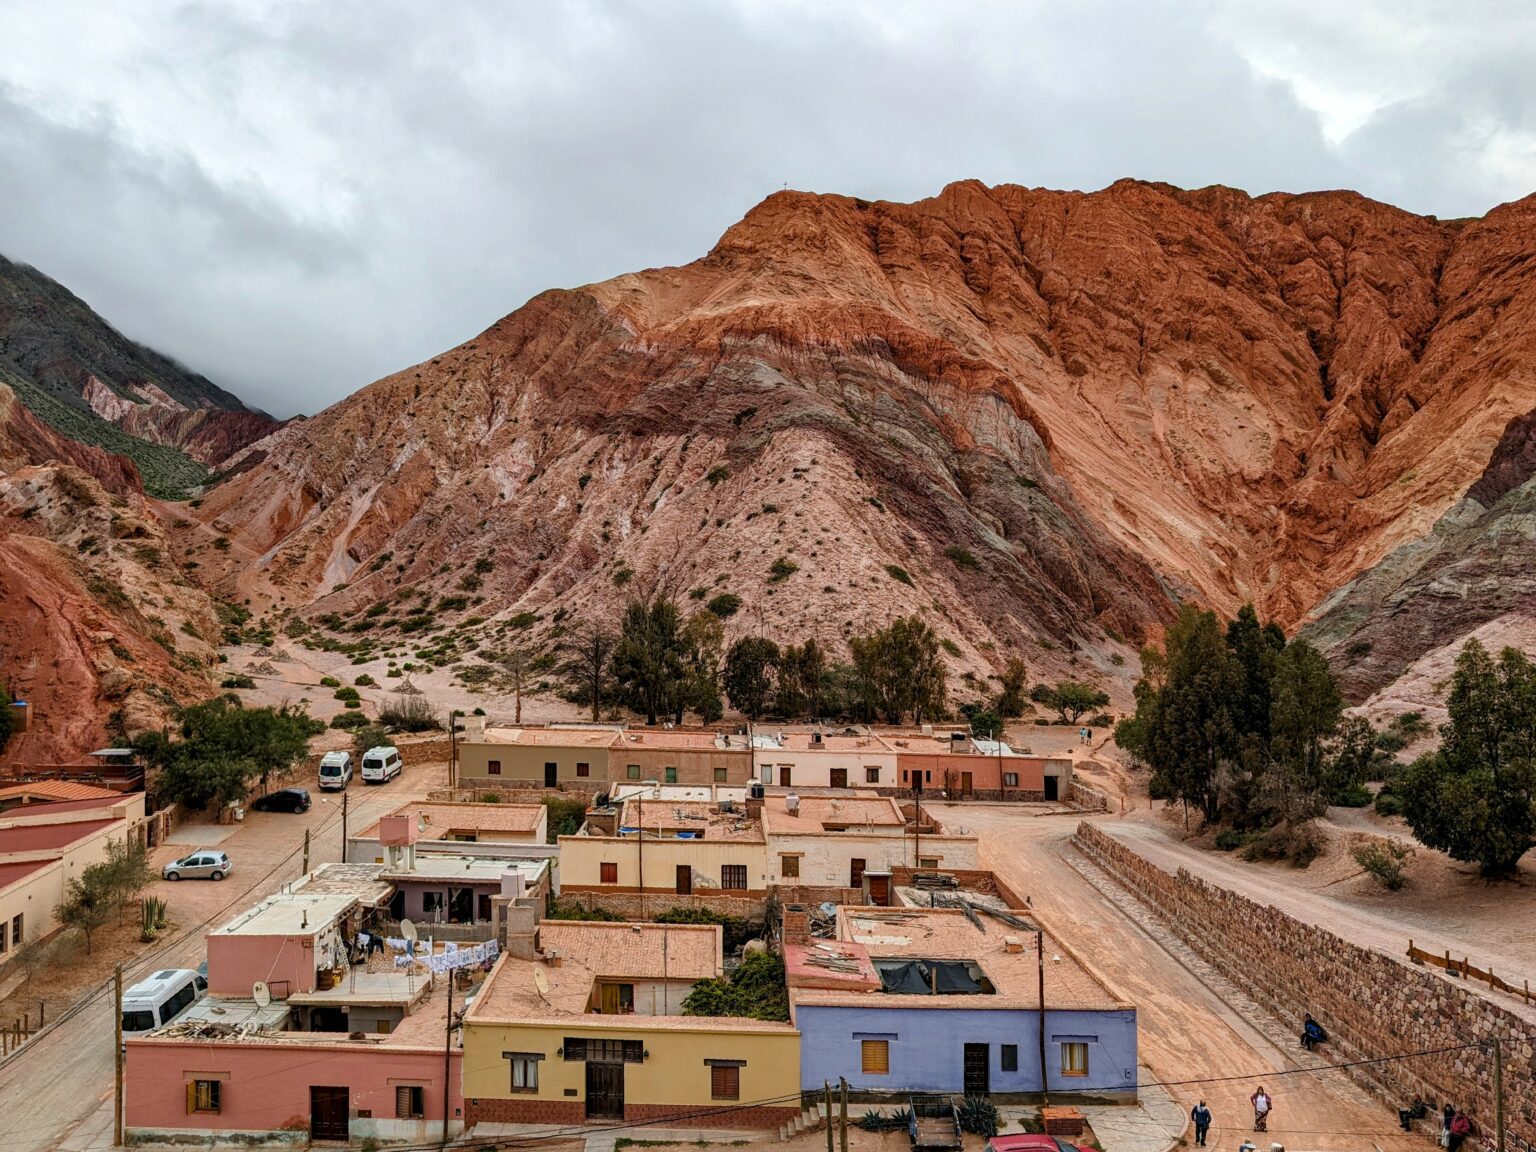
[252,981,271,1008]
[400,919,418,942]
[533,967,550,997]
[417,814,427,833]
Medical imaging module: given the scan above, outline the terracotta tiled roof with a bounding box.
[0,781,120,803]
[761,794,905,835]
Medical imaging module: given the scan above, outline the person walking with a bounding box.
[1191,1100,1212,1146]
[1250,1086,1273,1132]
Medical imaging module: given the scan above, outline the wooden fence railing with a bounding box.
[1408,940,1532,1004]
[0,1005,43,1056]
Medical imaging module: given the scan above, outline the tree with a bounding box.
[1325,716,1378,800]
[995,658,1028,718]
[776,640,827,719]
[681,952,789,1022]
[560,625,615,722]
[494,643,537,725]
[610,596,686,725]
[679,611,725,723]
[102,836,155,922]
[1031,681,1110,724]
[1269,640,1342,792]
[724,637,780,720]
[55,867,112,953]
[1400,640,1536,876]
[140,696,319,805]
[969,710,1004,740]
[849,615,948,724]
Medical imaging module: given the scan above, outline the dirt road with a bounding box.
[0,759,448,1152]
[948,804,1426,1152]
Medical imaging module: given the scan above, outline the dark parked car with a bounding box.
[250,787,311,813]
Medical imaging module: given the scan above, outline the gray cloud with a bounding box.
[1,0,1533,417]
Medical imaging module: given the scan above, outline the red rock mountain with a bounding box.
[189,179,1536,699]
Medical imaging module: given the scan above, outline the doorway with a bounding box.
[544,762,558,788]
[829,768,847,789]
[310,1085,350,1141]
[675,865,692,895]
[964,1043,990,1096]
[867,874,891,906]
[448,886,473,923]
[1044,776,1059,802]
[960,772,973,797]
[849,858,866,888]
[779,765,792,787]
[586,1061,625,1119]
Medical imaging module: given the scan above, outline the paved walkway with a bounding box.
[1083,1070,1188,1152]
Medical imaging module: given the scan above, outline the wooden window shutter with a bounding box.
[710,1064,739,1100]
[861,1039,889,1075]
[186,1081,196,1115]
[396,1085,412,1118]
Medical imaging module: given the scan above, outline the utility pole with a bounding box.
[302,827,310,876]
[449,710,459,793]
[637,788,645,920]
[1493,1036,1505,1152]
[913,776,922,870]
[442,969,454,1147]
[824,1081,834,1152]
[341,790,349,863]
[1037,929,1049,1105]
[114,964,123,1146]
[839,1077,849,1152]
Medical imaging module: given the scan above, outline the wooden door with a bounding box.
[964,1043,990,1096]
[829,768,847,788]
[586,1061,625,1119]
[675,865,692,894]
[849,858,866,887]
[544,762,558,788]
[310,1085,350,1141]
[779,765,792,787]
[868,874,891,906]
[960,772,973,797]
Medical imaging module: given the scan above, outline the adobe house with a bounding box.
[347,799,551,864]
[751,730,900,789]
[887,731,1075,801]
[789,907,1137,1101]
[761,792,978,890]
[606,729,753,787]
[461,921,799,1129]
[457,725,616,788]
[370,810,550,929]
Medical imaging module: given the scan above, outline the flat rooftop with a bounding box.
[287,968,435,1009]
[382,855,548,884]
[605,784,749,806]
[0,781,121,805]
[288,863,394,906]
[210,893,357,937]
[478,726,617,748]
[789,908,1127,1013]
[753,732,896,753]
[142,980,455,1049]
[0,817,120,852]
[610,799,763,842]
[173,996,293,1031]
[468,921,724,1023]
[761,793,906,835]
[359,800,546,841]
[611,730,749,752]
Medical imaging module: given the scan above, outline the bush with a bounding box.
[767,556,798,582]
[682,952,788,1022]
[351,724,390,756]
[334,687,361,702]
[706,593,742,619]
[329,711,371,730]
[543,795,588,841]
[654,906,755,951]
[1213,828,1251,852]
[1374,790,1406,818]
[706,465,729,486]
[885,564,914,586]
[220,674,256,689]
[1087,712,1113,727]
[354,674,378,687]
[319,676,341,688]
[1240,821,1323,867]
[1353,839,1413,890]
[944,545,981,570]
[1331,783,1373,808]
[958,1096,1000,1137]
[546,899,622,922]
[378,694,440,732]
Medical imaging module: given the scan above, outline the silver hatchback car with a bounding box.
[163,850,232,881]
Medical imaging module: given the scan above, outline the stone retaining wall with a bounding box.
[1073,822,1535,1145]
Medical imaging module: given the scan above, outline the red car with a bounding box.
[987,1136,1084,1152]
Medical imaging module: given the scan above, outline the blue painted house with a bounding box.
[787,908,1137,1100]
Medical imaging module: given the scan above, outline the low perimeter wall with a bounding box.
[1073,823,1535,1147]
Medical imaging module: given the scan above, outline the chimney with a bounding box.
[949,732,968,752]
[463,715,486,740]
[785,792,800,815]
[1004,936,1025,954]
[811,731,823,746]
[781,905,811,945]
[503,902,539,959]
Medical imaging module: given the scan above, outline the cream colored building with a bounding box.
[560,800,769,898]
[761,792,977,887]
[457,726,616,787]
[750,731,900,789]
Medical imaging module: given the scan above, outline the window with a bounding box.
[865,766,881,784]
[565,1038,643,1063]
[505,1052,541,1092]
[487,759,502,776]
[577,762,590,778]
[665,766,678,784]
[721,864,748,890]
[918,857,939,869]
[11,913,22,946]
[780,855,800,879]
[1003,772,1019,788]
[600,862,618,884]
[395,1085,424,1119]
[423,892,444,914]
[1001,1044,1018,1072]
[861,1039,889,1075]
[714,766,728,783]
[1061,1042,1089,1077]
[187,1080,221,1114]
[0,920,8,953]
[627,764,641,780]
[709,1063,741,1100]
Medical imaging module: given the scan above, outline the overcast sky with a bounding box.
[3,1,1535,417]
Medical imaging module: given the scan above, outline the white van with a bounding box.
[121,968,204,1036]
[318,750,353,791]
[360,745,401,784]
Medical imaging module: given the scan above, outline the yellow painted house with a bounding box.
[461,921,799,1129]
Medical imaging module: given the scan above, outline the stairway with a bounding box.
[778,1101,828,1141]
